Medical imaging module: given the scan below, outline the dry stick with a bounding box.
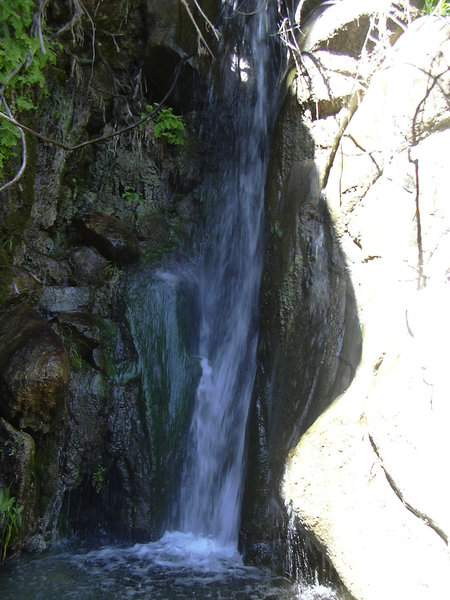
[191,0,220,40]
[0,56,189,191]
[77,0,96,84]
[0,100,27,193]
[180,0,215,57]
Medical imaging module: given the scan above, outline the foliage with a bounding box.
[423,0,450,14]
[141,105,185,146]
[122,186,145,205]
[0,487,21,562]
[0,0,56,177]
[92,462,106,494]
[69,343,84,370]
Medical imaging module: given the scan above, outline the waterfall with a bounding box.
[174,1,284,547]
[125,0,286,562]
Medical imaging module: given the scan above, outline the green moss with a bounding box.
[278,254,303,334]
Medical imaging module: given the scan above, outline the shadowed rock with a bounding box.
[0,265,42,308]
[0,307,70,433]
[75,213,140,266]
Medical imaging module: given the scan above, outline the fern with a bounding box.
[142,104,186,146]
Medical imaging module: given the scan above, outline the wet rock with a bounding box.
[0,307,70,433]
[0,265,42,308]
[75,213,140,266]
[0,418,37,546]
[241,91,361,569]
[69,246,109,284]
[39,286,92,313]
[54,312,103,347]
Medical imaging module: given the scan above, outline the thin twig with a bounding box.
[191,0,220,40]
[0,99,27,193]
[180,0,215,58]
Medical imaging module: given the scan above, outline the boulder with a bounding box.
[39,286,92,313]
[69,245,109,284]
[0,307,70,433]
[74,213,140,266]
[0,265,42,308]
[282,15,450,600]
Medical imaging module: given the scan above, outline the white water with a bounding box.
[172,0,277,549]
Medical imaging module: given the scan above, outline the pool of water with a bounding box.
[0,532,340,600]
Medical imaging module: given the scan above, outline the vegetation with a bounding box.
[0,487,21,562]
[92,462,106,494]
[122,186,145,206]
[423,0,450,14]
[142,105,186,146]
[0,0,56,185]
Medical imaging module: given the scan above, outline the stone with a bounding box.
[69,245,109,284]
[0,264,42,308]
[74,212,140,266]
[325,16,450,218]
[0,418,36,545]
[53,312,104,347]
[0,307,70,433]
[39,286,92,313]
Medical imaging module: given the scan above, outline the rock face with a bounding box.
[241,84,362,574]
[280,8,450,600]
[0,0,206,554]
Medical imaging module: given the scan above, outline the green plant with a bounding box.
[0,0,57,180]
[0,487,21,562]
[423,0,450,14]
[141,104,185,146]
[105,262,122,283]
[122,186,145,205]
[92,462,106,494]
[69,343,84,370]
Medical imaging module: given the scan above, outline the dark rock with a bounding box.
[0,307,70,433]
[74,213,140,266]
[39,286,92,313]
[0,418,37,546]
[69,246,109,284]
[0,264,42,308]
[54,312,103,348]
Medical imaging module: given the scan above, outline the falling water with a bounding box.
[174,0,284,546]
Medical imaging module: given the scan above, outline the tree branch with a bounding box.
[0,99,27,193]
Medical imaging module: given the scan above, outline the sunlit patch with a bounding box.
[231,52,251,81]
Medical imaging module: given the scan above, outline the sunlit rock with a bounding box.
[283,14,450,600]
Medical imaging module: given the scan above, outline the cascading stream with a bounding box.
[174,1,285,547]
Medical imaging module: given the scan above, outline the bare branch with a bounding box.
[191,0,220,40]
[0,99,27,193]
[180,0,215,58]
